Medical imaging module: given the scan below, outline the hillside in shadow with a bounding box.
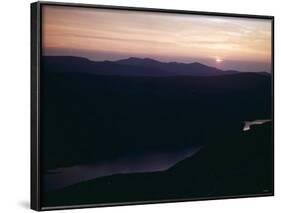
[40,56,272,206]
[43,122,273,207]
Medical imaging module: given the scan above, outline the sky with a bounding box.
[42,5,272,72]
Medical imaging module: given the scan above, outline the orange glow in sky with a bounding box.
[42,5,272,72]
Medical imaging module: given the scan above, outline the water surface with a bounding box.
[44,146,201,191]
[243,119,271,131]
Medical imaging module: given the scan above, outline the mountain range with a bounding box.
[43,56,270,77]
[41,55,272,207]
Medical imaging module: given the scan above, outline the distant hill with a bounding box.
[116,57,239,76]
[43,56,244,77]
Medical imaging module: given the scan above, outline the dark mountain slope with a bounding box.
[41,56,272,207]
[43,122,273,207]
[40,64,271,171]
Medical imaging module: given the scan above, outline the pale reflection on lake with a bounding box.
[243,119,271,131]
[44,146,201,191]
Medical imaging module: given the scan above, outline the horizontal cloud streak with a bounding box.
[42,5,272,72]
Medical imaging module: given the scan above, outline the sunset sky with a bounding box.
[42,5,272,72]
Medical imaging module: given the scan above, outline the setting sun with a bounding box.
[42,5,271,72]
[216,58,223,63]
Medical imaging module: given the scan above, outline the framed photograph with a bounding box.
[31,1,274,211]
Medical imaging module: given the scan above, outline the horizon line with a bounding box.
[42,54,271,73]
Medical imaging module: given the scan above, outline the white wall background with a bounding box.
[0,0,279,212]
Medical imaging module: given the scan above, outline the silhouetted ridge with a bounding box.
[43,56,246,76]
[117,57,161,65]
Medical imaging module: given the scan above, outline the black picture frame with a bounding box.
[31,1,274,211]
